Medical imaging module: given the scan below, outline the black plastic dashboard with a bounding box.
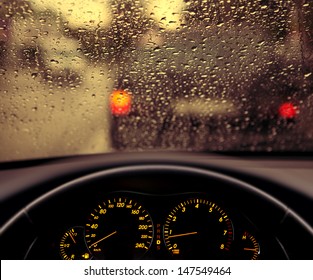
[0,152,312,260]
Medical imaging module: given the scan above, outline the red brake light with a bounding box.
[110,89,132,116]
[278,102,297,119]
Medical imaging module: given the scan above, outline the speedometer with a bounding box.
[85,196,153,259]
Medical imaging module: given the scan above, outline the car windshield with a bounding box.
[0,0,312,161]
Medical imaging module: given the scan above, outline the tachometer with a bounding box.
[164,198,233,259]
[85,196,153,259]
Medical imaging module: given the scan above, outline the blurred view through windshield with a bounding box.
[0,0,312,161]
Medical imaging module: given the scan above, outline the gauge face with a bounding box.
[164,198,233,259]
[85,197,153,259]
[237,231,260,260]
[60,227,91,260]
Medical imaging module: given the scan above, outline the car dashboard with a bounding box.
[0,152,312,260]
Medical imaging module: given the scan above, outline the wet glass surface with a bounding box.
[0,0,312,161]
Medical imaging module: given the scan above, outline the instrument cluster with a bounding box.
[26,192,286,260]
[6,165,292,260]
[1,156,312,261]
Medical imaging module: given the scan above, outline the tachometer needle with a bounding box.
[89,231,117,248]
[168,231,198,239]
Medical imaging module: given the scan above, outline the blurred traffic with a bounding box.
[0,0,313,161]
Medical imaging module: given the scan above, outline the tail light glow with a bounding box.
[278,102,297,119]
[110,89,131,116]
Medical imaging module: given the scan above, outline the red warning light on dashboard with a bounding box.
[110,89,131,116]
[278,102,297,119]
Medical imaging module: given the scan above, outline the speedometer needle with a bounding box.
[69,232,76,244]
[168,231,198,238]
[89,231,117,248]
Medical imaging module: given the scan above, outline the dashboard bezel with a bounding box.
[1,162,312,260]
